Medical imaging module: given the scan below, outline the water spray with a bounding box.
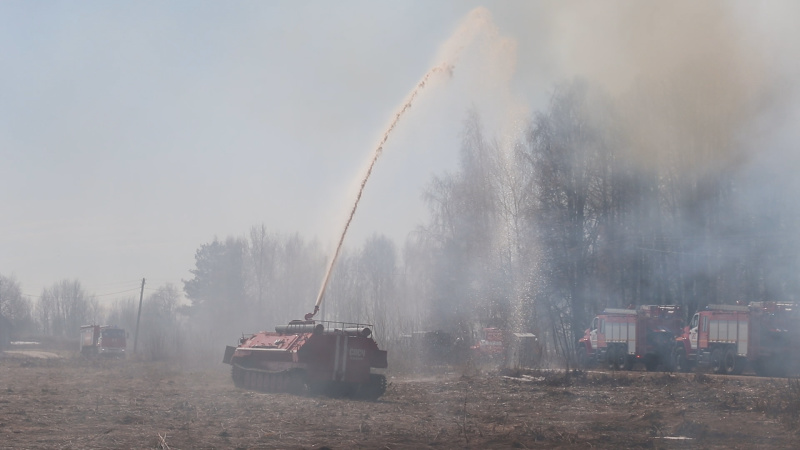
[304,62,455,320]
[304,7,496,320]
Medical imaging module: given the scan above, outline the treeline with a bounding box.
[410,79,799,363]
[3,78,795,367]
[176,229,414,348]
[0,274,180,357]
[175,80,796,366]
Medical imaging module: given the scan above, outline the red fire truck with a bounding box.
[471,327,504,361]
[672,302,800,376]
[470,327,540,367]
[80,325,127,357]
[577,305,683,371]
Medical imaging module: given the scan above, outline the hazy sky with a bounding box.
[2,1,797,303]
[0,1,549,300]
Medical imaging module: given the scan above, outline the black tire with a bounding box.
[722,348,737,375]
[608,346,627,371]
[607,346,619,370]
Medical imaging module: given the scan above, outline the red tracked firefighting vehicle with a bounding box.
[223,319,388,399]
[577,305,683,371]
[672,302,800,376]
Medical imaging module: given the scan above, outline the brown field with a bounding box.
[1,349,799,449]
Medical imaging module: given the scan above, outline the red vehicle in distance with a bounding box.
[80,325,127,357]
[578,305,683,371]
[672,302,800,376]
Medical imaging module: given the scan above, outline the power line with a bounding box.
[94,287,143,298]
[87,279,146,289]
[635,246,708,256]
[20,286,143,300]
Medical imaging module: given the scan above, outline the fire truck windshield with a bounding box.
[102,329,124,338]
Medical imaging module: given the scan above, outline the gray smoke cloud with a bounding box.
[538,1,799,173]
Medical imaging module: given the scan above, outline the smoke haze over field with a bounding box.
[1,0,799,306]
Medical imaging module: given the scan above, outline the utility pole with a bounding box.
[133,278,145,353]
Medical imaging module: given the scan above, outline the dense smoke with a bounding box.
[585,3,785,172]
[553,1,797,337]
[406,1,800,365]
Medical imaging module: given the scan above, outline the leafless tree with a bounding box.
[36,279,99,338]
[0,274,35,343]
[358,234,397,341]
[246,224,278,316]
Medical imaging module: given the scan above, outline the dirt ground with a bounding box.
[1,350,799,449]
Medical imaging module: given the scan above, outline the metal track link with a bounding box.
[231,364,386,400]
[231,364,304,394]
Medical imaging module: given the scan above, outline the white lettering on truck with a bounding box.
[349,348,366,360]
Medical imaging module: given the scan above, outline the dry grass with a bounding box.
[1,353,799,449]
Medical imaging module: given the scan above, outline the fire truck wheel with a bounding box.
[722,348,737,375]
[608,346,627,371]
[607,346,619,370]
[710,348,724,374]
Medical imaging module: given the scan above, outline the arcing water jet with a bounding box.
[305,62,455,320]
[305,7,503,320]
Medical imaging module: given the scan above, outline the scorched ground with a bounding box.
[0,352,798,449]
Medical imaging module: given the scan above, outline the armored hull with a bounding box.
[223,320,388,399]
